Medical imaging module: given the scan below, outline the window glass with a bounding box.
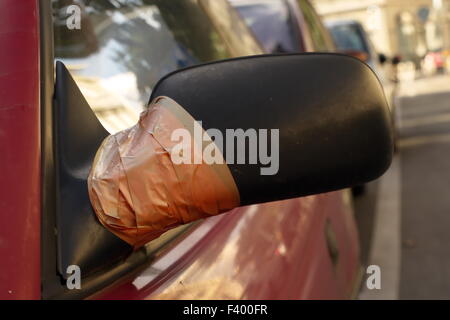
[53,0,232,133]
[297,0,334,52]
[231,0,300,53]
[200,0,264,56]
[328,24,369,54]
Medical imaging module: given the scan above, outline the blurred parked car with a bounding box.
[326,20,397,117]
[421,49,450,76]
[0,0,395,300]
[326,21,383,72]
[325,20,399,157]
[229,3,392,196]
[230,3,396,121]
[230,0,336,53]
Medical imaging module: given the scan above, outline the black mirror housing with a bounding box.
[151,53,394,205]
[53,53,393,269]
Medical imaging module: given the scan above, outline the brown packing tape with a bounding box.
[88,96,240,248]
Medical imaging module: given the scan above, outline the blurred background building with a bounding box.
[313,0,450,67]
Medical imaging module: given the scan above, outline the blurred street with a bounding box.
[399,74,450,299]
[357,73,450,299]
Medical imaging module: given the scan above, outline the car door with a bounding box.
[41,0,360,299]
[91,1,360,300]
[41,0,261,299]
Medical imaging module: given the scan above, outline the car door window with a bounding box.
[53,0,233,133]
[231,0,301,53]
[328,24,369,53]
[297,0,334,52]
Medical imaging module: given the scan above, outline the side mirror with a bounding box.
[55,53,393,276]
[52,52,393,290]
[84,53,393,248]
[147,53,393,205]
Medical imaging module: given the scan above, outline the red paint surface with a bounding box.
[0,0,41,299]
[93,191,359,300]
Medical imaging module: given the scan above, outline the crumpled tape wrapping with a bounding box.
[88,96,240,248]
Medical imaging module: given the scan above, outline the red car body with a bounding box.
[0,0,41,299]
[0,0,360,299]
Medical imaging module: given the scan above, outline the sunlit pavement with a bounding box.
[356,73,450,299]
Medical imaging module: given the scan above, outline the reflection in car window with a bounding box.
[231,0,300,53]
[297,0,333,52]
[53,0,231,133]
[328,24,369,54]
